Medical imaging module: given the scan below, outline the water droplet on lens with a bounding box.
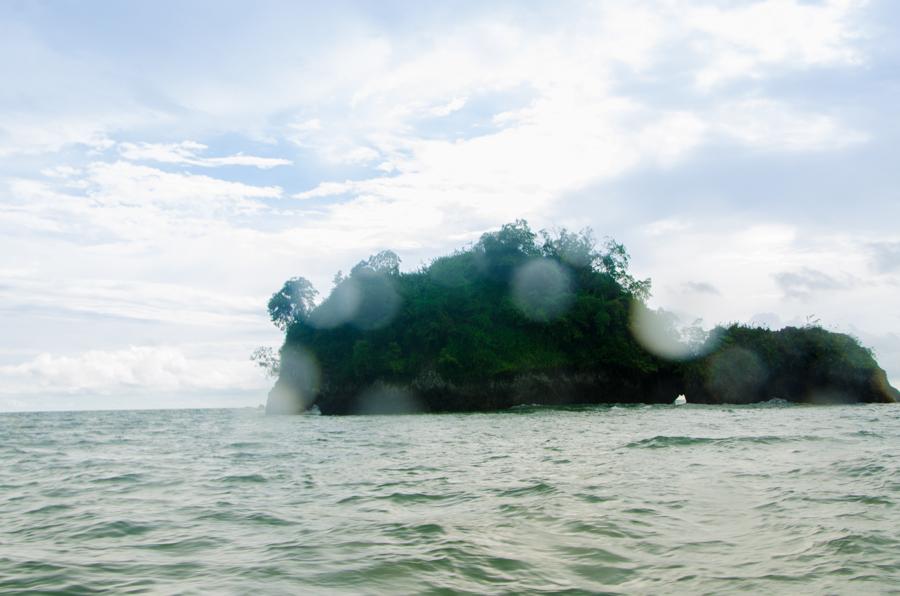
[511,259,573,321]
[266,346,320,414]
[630,304,693,361]
[309,279,362,329]
[355,384,423,415]
[705,347,768,403]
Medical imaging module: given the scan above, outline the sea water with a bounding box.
[1,404,899,594]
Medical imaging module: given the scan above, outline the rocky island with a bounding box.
[263,221,898,414]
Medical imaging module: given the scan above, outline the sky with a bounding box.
[1,0,899,411]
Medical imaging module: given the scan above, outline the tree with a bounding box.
[367,250,401,275]
[477,219,539,258]
[250,346,280,377]
[351,250,401,277]
[540,227,597,269]
[475,219,540,279]
[598,239,651,302]
[268,277,318,330]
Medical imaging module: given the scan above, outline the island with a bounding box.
[262,221,898,414]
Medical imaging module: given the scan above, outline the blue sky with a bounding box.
[1,0,899,410]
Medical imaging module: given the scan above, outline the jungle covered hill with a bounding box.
[262,221,898,414]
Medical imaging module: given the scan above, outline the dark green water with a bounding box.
[1,404,899,594]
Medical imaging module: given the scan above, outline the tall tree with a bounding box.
[268,277,318,330]
[351,250,402,277]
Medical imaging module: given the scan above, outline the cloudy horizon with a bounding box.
[2,0,899,411]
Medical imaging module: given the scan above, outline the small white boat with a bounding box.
[674,394,687,406]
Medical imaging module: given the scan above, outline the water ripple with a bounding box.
[0,405,898,593]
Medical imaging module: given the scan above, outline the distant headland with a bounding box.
[260,220,898,414]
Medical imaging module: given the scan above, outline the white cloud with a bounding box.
[428,96,468,117]
[40,165,83,179]
[343,146,381,164]
[643,218,692,237]
[0,116,115,157]
[294,180,358,200]
[84,161,282,211]
[0,345,267,396]
[0,277,265,327]
[119,141,292,169]
[295,99,708,235]
[688,0,865,89]
[715,99,867,151]
[775,267,856,300]
[290,118,322,133]
[633,220,898,337]
[264,2,867,256]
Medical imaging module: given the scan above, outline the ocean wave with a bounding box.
[2,406,899,594]
[624,434,826,449]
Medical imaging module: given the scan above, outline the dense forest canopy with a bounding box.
[260,220,897,414]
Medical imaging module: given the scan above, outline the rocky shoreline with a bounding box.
[267,362,898,415]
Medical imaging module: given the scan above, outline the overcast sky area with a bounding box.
[1,0,899,411]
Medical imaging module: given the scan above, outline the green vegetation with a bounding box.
[267,277,318,330]
[264,221,898,414]
[683,324,897,405]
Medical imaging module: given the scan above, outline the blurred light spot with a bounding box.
[349,272,401,330]
[705,347,768,403]
[511,259,573,321]
[355,384,423,415]
[809,390,852,405]
[309,272,401,330]
[630,304,692,361]
[630,304,719,361]
[265,346,320,414]
[309,279,361,329]
[429,261,470,287]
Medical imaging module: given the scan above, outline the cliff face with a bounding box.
[309,369,685,415]
[267,353,897,415]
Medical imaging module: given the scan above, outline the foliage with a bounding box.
[351,249,401,277]
[250,346,280,377]
[682,323,893,404]
[278,221,655,391]
[267,276,318,330]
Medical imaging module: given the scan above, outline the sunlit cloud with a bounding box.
[0,345,266,397]
[119,141,292,169]
[687,0,865,89]
[774,268,857,300]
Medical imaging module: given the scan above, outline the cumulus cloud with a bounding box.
[868,241,900,273]
[629,219,898,340]
[84,161,282,212]
[715,99,866,151]
[0,110,118,157]
[683,281,721,295]
[268,3,867,247]
[686,0,865,89]
[643,218,692,237]
[294,180,359,200]
[119,141,292,169]
[774,267,855,300]
[0,277,264,327]
[0,345,267,397]
[428,96,468,117]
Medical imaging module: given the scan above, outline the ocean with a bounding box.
[1,404,899,594]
